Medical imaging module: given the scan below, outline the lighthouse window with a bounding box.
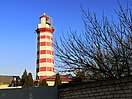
[46,18,51,24]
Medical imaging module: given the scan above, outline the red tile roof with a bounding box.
[45,74,72,82]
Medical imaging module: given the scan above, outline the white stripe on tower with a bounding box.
[36,13,55,80]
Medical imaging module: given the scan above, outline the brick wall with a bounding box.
[58,76,132,99]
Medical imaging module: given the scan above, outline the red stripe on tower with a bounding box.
[39,42,53,46]
[36,28,54,33]
[36,67,54,72]
[38,35,53,40]
[36,13,55,80]
[37,50,53,55]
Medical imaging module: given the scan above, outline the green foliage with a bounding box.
[39,79,48,87]
[23,72,34,87]
[76,70,87,81]
[54,73,62,86]
[20,70,34,87]
[20,69,27,86]
[76,70,86,79]
[28,73,34,87]
[74,69,93,82]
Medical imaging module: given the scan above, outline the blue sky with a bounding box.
[0,0,128,78]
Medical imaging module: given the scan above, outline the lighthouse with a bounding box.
[36,13,55,80]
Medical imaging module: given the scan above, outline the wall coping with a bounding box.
[58,76,132,89]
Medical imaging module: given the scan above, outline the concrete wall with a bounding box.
[0,86,58,99]
[58,76,132,99]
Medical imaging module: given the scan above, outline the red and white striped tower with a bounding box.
[36,13,55,80]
